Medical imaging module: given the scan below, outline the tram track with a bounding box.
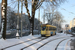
[55,39,67,50]
[65,40,71,50]
[22,36,71,50]
[0,37,44,50]
[0,36,71,50]
[37,37,68,50]
[55,38,72,50]
[20,37,49,50]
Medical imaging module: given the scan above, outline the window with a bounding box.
[49,27,52,30]
[53,28,56,30]
[42,27,46,30]
[46,27,48,31]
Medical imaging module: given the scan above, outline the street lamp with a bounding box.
[16,0,20,39]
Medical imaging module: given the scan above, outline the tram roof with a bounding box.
[41,24,56,28]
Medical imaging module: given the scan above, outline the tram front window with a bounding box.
[42,27,46,30]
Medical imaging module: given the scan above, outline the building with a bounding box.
[69,18,75,29]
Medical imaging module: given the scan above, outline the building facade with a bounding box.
[70,18,75,29]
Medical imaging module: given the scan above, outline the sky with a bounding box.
[0,0,75,28]
[58,0,75,27]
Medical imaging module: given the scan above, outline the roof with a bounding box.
[41,24,56,28]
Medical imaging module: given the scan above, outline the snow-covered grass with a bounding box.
[0,33,72,50]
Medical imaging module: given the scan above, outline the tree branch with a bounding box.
[35,2,43,10]
[24,0,30,18]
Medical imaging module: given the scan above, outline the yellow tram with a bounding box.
[41,24,56,37]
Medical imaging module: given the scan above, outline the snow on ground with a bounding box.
[0,35,41,49]
[0,33,72,50]
[24,33,72,50]
[39,38,67,50]
[5,39,41,50]
[57,39,72,50]
[64,40,72,50]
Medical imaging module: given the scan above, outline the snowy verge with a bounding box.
[0,35,41,49]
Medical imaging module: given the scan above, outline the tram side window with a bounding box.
[52,27,53,30]
[55,28,56,30]
[53,27,55,30]
[46,27,48,31]
[53,28,56,30]
[42,27,46,30]
[53,28,55,30]
[49,27,52,30]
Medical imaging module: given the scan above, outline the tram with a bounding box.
[41,24,56,37]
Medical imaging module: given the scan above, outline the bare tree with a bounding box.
[53,11,65,31]
[7,11,17,29]
[23,0,67,35]
[24,0,44,35]
[1,0,67,40]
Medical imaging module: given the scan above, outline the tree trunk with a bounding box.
[32,15,34,35]
[1,0,7,40]
[29,4,35,35]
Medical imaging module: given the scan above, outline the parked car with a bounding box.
[0,35,2,39]
[6,30,11,35]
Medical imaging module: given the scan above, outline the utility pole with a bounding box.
[1,0,7,40]
[38,8,40,21]
[21,0,23,37]
[16,0,19,39]
[43,9,45,24]
[38,8,40,35]
[49,13,50,24]
[52,6,54,25]
[47,13,51,24]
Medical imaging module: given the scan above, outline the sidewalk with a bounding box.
[70,37,75,50]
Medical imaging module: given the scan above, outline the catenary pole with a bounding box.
[38,8,40,21]
[21,0,23,37]
[43,9,45,24]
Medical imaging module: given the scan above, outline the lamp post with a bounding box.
[16,0,19,39]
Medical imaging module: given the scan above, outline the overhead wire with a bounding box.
[8,0,17,6]
[61,8,75,15]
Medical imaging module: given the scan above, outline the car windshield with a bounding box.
[42,27,46,31]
